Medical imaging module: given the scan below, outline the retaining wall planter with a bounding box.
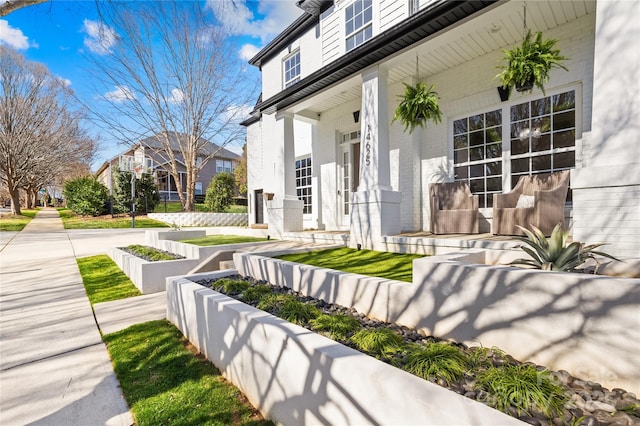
[145,230,206,247]
[233,250,640,395]
[148,212,247,227]
[109,247,199,294]
[166,271,522,426]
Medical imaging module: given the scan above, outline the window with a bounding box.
[216,160,233,174]
[451,89,576,207]
[345,0,373,52]
[510,91,576,189]
[453,110,503,208]
[295,157,312,214]
[283,51,300,89]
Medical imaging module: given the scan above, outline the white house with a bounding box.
[241,0,639,258]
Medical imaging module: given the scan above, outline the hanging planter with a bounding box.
[496,30,569,94]
[392,82,442,133]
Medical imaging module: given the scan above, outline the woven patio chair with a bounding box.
[492,170,570,236]
[429,182,479,234]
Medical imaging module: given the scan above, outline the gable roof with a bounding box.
[139,131,240,160]
[242,0,497,125]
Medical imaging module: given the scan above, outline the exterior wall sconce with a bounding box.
[353,110,360,123]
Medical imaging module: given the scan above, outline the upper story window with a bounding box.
[216,159,234,174]
[345,0,373,52]
[283,51,300,89]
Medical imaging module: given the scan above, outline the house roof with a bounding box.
[139,131,240,160]
[248,10,319,68]
[241,0,497,125]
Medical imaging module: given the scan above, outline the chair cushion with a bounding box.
[516,194,535,208]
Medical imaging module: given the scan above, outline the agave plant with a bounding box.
[496,30,569,94]
[391,82,442,133]
[509,224,620,273]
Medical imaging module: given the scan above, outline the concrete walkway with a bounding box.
[0,209,134,425]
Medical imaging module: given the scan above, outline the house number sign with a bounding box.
[365,124,371,166]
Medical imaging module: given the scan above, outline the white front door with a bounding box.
[339,134,360,228]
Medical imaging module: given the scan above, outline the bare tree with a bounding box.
[0,0,48,16]
[85,1,256,211]
[0,46,94,214]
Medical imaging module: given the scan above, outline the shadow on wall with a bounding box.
[234,253,640,394]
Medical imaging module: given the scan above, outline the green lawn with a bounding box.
[153,202,247,214]
[104,321,272,426]
[180,235,268,246]
[277,248,424,282]
[76,255,141,304]
[58,208,168,229]
[0,209,39,231]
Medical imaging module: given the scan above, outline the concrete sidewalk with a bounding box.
[0,208,134,425]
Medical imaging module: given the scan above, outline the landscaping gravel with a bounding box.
[198,275,640,426]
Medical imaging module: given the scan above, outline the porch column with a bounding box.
[350,65,402,250]
[266,112,303,237]
[571,0,640,259]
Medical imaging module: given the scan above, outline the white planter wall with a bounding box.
[166,273,522,426]
[109,248,199,294]
[234,251,640,395]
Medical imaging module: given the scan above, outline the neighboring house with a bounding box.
[95,132,240,202]
[241,0,639,258]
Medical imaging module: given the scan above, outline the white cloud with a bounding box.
[0,20,30,50]
[207,0,303,43]
[58,77,72,87]
[239,44,260,61]
[168,88,184,104]
[82,19,117,55]
[105,85,135,102]
[222,103,253,122]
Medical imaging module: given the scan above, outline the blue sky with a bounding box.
[0,0,304,169]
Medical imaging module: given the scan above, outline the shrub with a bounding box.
[350,328,404,358]
[216,278,251,295]
[124,245,181,261]
[475,364,569,418]
[279,300,320,325]
[63,176,109,216]
[205,172,235,212]
[310,314,361,340]
[256,294,298,313]
[403,342,469,385]
[241,285,273,304]
[111,169,160,214]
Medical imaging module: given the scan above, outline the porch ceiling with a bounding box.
[291,0,595,116]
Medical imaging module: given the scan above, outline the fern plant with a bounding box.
[391,82,442,133]
[509,224,620,273]
[496,30,568,94]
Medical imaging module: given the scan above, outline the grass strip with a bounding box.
[277,248,423,282]
[58,208,168,229]
[103,320,272,426]
[77,255,141,304]
[180,235,268,246]
[0,209,39,231]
